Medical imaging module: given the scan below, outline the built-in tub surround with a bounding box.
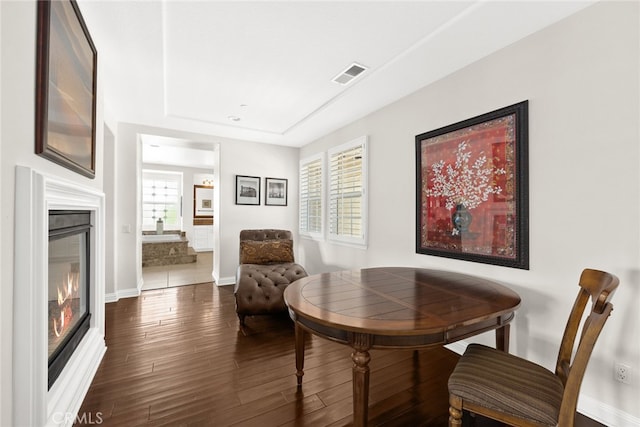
[142,233,182,242]
[142,230,198,267]
[14,166,106,427]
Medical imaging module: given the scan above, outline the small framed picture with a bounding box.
[265,178,288,206]
[194,184,213,225]
[193,185,213,217]
[236,175,260,205]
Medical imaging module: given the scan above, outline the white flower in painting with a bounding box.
[426,141,505,211]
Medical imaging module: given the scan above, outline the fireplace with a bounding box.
[48,210,92,389]
[14,166,106,427]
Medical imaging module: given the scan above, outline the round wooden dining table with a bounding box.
[284,267,521,427]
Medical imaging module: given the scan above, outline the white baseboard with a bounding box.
[105,286,141,303]
[579,394,640,427]
[215,275,235,286]
[445,341,467,355]
[117,287,141,299]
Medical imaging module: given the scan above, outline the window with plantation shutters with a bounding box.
[299,153,324,239]
[142,170,183,231]
[328,136,368,247]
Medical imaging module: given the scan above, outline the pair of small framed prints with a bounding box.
[235,175,287,206]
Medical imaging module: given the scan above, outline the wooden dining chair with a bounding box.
[448,268,619,427]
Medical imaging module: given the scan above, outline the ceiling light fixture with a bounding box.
[332,62,368,85]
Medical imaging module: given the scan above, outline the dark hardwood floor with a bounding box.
[76,282,605,426]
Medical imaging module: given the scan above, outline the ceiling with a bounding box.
[77,1,594,148]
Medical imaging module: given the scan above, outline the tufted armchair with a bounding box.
[234,229,308,326]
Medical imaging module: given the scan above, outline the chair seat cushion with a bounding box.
[448,344,564,426]
[234,263,307,315]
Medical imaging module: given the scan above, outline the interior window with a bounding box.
[142,170,183,231]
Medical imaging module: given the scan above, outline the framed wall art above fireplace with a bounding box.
[35,0,98,179]
[415,101,529,269]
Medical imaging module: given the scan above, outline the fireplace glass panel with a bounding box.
[48,231,88,359]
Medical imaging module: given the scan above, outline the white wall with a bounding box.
[104,124,116,298]
[299,2,639,424]
[216,138,300,284]
[0,2,5,424]
[109,123,142,300]
[0,2,106,424]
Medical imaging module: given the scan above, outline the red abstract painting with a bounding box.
[415,102,529,269]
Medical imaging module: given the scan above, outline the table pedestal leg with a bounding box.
[350,333,372,427]
[496,323,510,352]
[295,321,305,386]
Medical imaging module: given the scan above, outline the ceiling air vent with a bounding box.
[332,63,368,85]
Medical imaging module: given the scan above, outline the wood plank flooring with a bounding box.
[76,282,604,427]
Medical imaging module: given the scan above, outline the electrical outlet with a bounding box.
[615,362,631,384]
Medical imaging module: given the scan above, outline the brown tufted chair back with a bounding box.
[239,229,292,241]
[234,229,307,326]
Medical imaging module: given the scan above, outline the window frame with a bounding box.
[327,136,368,248]
[299,152,325,241]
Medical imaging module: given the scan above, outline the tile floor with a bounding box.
[141,251,214,290]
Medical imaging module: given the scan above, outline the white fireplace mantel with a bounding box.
[14,166,106,427]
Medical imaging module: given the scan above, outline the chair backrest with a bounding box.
[238,229,295,264]
[239,229,292,242]
[556,268,619,425]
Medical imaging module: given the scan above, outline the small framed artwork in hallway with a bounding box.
[193,184,214,225]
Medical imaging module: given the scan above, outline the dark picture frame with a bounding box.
[235,175,260,205]
[36,0,97,179]
[415,101,529,269]
[265,177,288,206]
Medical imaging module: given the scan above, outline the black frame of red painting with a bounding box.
[415,101,529,269]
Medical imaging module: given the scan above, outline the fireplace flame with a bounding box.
[53,311,65,337]
[52,271,79,338]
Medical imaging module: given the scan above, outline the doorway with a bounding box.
[139,134,217,290]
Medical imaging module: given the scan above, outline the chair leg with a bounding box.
[449,394,463,427]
